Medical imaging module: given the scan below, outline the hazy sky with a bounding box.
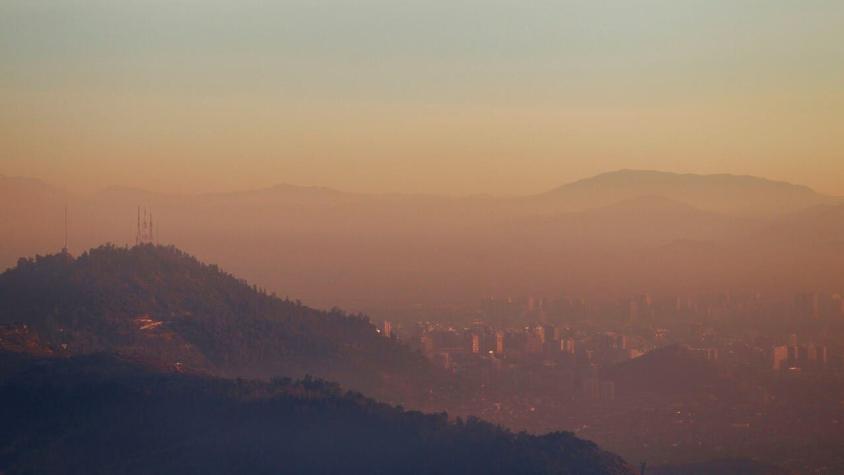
[1,0,843,195]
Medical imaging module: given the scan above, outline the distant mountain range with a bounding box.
[536,170,832,217]
[0,351,636,475]
[2,170,842,316]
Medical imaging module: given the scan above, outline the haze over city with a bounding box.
[2,2,844,475]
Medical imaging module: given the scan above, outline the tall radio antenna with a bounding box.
[136,206,141,245]
[135,205,157,245]
[63,205,68,254]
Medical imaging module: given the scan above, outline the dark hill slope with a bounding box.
[601,345,727,396]
[0,244,435,402]
[0,352,635,475]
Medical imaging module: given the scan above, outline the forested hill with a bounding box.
[0,244,436,403]
[0,352,635,475]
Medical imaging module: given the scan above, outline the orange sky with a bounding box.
[1,1,842,195]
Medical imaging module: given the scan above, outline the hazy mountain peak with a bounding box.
[537,169,827,217]
[562,169,817,193]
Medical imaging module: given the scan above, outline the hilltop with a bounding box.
[0,244,437,403]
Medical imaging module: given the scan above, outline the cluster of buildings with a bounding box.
[771,334,830,371]
[377,291,844,474]
[390,318,648,380]
[374,290,844,411]
[379,290,844,379]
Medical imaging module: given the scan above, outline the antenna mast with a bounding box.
[63,205,68,253]
[135,206,158,245]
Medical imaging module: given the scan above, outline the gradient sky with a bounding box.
[1,0,843,195]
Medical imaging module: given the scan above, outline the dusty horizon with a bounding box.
[3,165,842,319]
[2,168,841,198]
[3,1,843,196]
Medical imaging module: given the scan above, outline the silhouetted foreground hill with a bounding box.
[0,352,635,475]
[0,244,437,403]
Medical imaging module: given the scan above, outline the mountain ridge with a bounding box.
[551,169,820,194]
[0,244,440,403]
[2,171,842,313]
[1,169,830,201]
[0,351,636,475]
[536,169,830,217]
